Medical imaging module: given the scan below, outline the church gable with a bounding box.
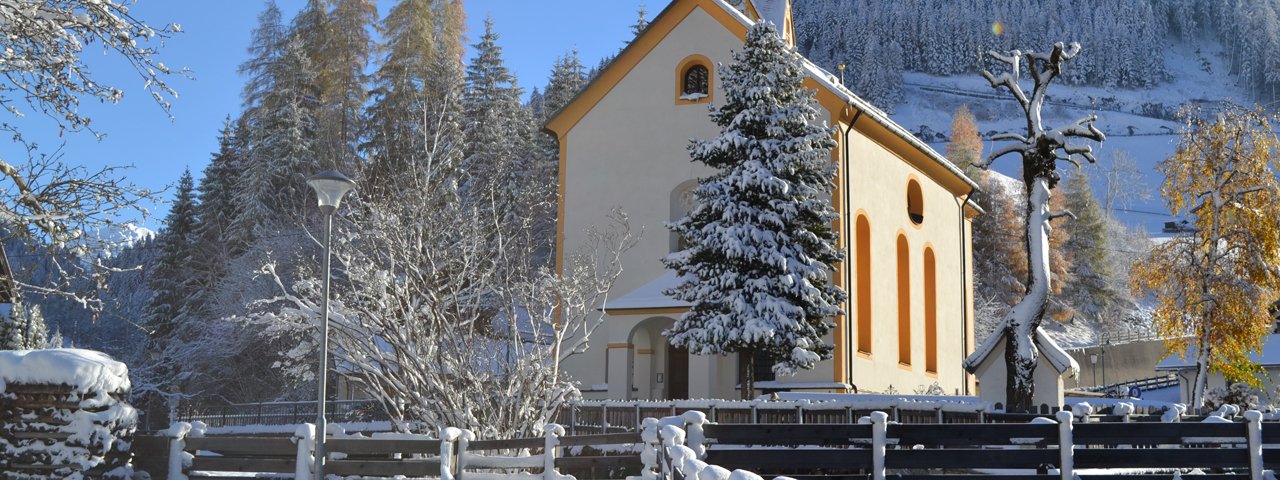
[544,0,750,138]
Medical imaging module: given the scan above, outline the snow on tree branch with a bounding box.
[0,0,185,133]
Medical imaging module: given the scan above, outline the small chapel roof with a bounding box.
[964,324,1080,377]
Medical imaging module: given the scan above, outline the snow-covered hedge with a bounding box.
[0,349,137,479]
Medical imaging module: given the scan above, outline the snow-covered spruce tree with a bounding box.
[1132,105,1280,408]
[0,302,48,350]
[964,43,1104,411]
[664,22,845,400]
[460,17,542,257]
[234,37,322,239]
[145,168,200,347]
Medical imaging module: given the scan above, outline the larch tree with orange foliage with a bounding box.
[1132,105,1280,408]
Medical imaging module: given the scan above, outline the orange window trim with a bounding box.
[896,234,911,366]
[856,214,872,355]
[675,54,714,105]
[924,247,938,374]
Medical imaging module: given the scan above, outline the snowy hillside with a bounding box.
[896,42,1247,234]
[794,0,1266,234]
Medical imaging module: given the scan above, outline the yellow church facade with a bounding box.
[546,0,981,400]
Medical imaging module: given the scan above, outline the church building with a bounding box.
[546,0,982,400]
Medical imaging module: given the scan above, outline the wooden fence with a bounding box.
[644,409,1276,480]
[129,422,641,480]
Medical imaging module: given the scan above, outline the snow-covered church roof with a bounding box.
[602,271,691,311]
[964,325,1080,377]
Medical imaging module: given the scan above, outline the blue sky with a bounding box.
[1,1,653,231]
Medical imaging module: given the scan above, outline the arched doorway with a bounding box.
[626,316,688,400]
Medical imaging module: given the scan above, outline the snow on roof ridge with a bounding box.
[603,270,691,311]
[964,324,1079,377]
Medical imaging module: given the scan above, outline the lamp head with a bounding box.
[307,170,356,214]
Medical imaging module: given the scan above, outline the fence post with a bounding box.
[935,408,943,424]
[457,429,475,479]
[1056,410,1074,480]
[543,424,567,480]
[164,422,192,480]
[601,404,609,434]
[870,411,887,480]
[639,417,661,480]
[569,406,577,436]
[797,404,804,424]
[1246,410,1263,480]
[440,427,462,480]
[681,410,708,460]
[293,423,315,480]
[750,404,758,424]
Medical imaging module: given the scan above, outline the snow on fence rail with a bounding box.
[643,408,1275,480]
[558,395,1185,433]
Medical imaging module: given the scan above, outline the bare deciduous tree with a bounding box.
[964,43,1105,411]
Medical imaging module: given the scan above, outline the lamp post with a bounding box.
[306,170,356,480]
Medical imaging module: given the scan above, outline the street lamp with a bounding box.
[306,170,355,479]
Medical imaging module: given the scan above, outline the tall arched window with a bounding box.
[924,247,938,374]
[907,179,924,225]
[670,180,698,252]
[856,215,872,355]
[897,234,911,366]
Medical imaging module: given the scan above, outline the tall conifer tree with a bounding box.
[664,23,845,399]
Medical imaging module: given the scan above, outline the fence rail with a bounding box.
[131,422,642,480]
[643,409,1274,480]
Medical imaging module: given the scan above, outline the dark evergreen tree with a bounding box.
[234,37,321,239]
[1061,169,1121,319]
[460,17,532,218]
[188,118,245,320]
[145,168,200,345]
[663,22,845,399]
[239,1,286,119]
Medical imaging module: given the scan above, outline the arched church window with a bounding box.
[683,65,709,97]
[676,55,713,104]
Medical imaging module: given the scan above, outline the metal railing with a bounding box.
[1082,373,1179,395]
[177,399,389,428]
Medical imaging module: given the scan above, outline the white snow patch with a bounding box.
[0,348,130,394]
